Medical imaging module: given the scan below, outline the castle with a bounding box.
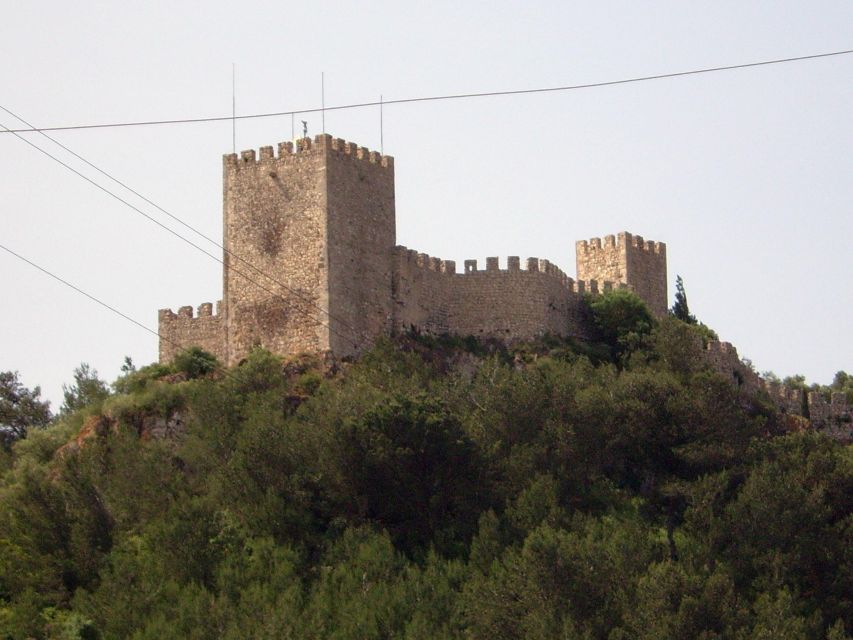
[156,133,851,438]
[157,134,667,366]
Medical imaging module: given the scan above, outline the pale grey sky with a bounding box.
[2,1,851,409]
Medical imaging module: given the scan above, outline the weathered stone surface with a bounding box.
[576,232,667,317]
[157,133,665,364]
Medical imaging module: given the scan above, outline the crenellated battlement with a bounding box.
[576,230,667,317]
[393,245,626,298]
[223,134,393,170]
[576,231,666,256]
[394,246,456,275]
[158,301,225,364]
[158,301,223,322]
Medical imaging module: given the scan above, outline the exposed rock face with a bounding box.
[138,411,185,441]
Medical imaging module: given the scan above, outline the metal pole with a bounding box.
[231,64,236,153]
[380,94,384,155]
[321,72,325,133]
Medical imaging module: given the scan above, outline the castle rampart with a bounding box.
[703,340,763,392]
[392,247,600,341]
[158,301,226,364]
[576,231,667,317]
[765,380,805,415]
[160,133,666,369]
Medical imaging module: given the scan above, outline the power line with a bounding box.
[2,49,851,135]
[0,243,263,388]
[0,104,373,347]
[0,119,367,351]
[0,243,163,343]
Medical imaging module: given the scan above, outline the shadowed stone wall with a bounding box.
[324,136,396,358]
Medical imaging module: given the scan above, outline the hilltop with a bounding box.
[1,294,851,639]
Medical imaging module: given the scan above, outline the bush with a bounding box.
[588,290,655,362]
[172,347,219,380]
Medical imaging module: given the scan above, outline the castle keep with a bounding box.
[158,134,667,366]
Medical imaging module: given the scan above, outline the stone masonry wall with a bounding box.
[765,380,805,415]
[808,391,852,424]
[324,136,396,358]
[393,248,610,341]
[158,302,226,363]
[222,137,331,365]
[625,234,667,318]
[158,133,670,369]
[703,340,763,392]
[576,232,667,317]
[701,340,851,441]
[807,391,853,441]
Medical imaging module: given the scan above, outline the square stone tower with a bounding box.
[221,134,395,365]
[575,231,667,316]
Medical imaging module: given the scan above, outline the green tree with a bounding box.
[588,289,655,362]
[61,363,109,415]
[0,370,51,446]
[323,393,483,555]
[172,346,219,379]
[671,275,697,324]
[830,371,853,401]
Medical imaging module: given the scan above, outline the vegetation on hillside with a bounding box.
[0,292,850,639]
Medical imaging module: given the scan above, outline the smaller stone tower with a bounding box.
[575,231,667,316]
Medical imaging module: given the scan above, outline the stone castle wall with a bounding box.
[159,133,664,367]
[703,340,764,392]
[222,138,331,365]
[576,232,667,317]
[393,248,628,341]
[702,339,852,440]
[808,391,852,425]
[766,380,805,415]
[324,136,396,357]
[158,302,225,364]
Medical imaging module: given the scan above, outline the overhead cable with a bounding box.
[0,104,372,346]
[1,49,850,134]
[0,120,365,350]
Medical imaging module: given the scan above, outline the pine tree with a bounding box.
[671,275,696,324]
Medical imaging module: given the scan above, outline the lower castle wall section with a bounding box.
[808,392,852,424]
[226,296,325,365]
[158,302,226,364]
[392,249,455,334]
[704,341,763,392]
[392,248,595,341]
[808,392,853,441]
[765,381,805,415]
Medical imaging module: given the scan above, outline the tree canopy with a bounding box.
[0,335,850,639]
[0,370,51,447]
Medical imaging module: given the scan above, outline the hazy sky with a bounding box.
[2,1,851,409]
